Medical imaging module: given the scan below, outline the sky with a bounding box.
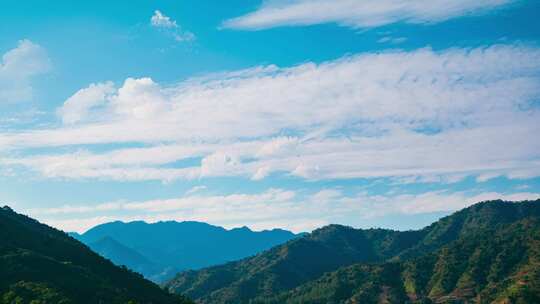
[1,0,539,233]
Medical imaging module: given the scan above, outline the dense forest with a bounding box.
[166,200,540,304]
[0,206,192,304]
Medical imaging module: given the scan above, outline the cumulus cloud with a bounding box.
[223,0,514,30]
[57,82,115,124]
[27,188,540,233]
[0,40,51,103]
[1,44,540,183]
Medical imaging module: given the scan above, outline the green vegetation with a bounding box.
[166,224,424,302]
[261,216,540,303]
[166,200,540,304]
[0,206,193,304]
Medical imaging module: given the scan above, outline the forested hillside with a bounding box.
[0,206,192,304]
[167,200,540,304]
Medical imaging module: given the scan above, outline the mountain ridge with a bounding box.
[261,213,540,303]
[166,199,540,304]
[73,219,301,282]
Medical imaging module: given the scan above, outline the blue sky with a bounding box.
[1,0,539,233]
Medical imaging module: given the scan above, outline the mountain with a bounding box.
[165,225,424,302]
[260,208,540,303]
[73,220,300,282]
[87,236,164,278]
[0,206,192,304]
[166,199,540,304]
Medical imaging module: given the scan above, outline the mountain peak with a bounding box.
[230,225,252,232]
[1,205,13,212]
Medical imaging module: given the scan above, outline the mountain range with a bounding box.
[0,205,192,304]
[2,199,538,303]
[166,199,540,304]
[71,220,301,282]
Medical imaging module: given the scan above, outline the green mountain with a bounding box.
[0,206,193,304]
[166,200,540,304]
[166,226,424,302]
[261,209,540,303]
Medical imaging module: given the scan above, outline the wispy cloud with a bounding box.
[186,185,207,195]
[150,10,195,42]
[0,40,51,103]
[151,10,178,28]
[28,188,540,233]
[377,36,407,44]
[223,0,514,30]
[1,44,540,183]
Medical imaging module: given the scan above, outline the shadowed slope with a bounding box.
[0,206,192,304]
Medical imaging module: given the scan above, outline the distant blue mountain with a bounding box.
[86,236,174,282]
[72,221,300,282]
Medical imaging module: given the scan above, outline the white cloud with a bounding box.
[58,82,115,124]
[172,31,196,42]
[200,151,242,178]
[223,0,514,30]
[43,216,120,234]
[1,44,540,183]
[387,191,539,215]
[186,185,207,195]
[377,36,407,44]
[27,188,540,233]
[151,10,178,28]
[150,10,195,42]
[29,188,302,232]
[310,189,343,202]
[291,163,320,179]
[252,165,271,180]
[256,137,298,157]
[0,40,51,103]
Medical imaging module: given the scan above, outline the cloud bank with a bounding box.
[1,44,540,183]
[28,189,540,233]
[223,0,514,30]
